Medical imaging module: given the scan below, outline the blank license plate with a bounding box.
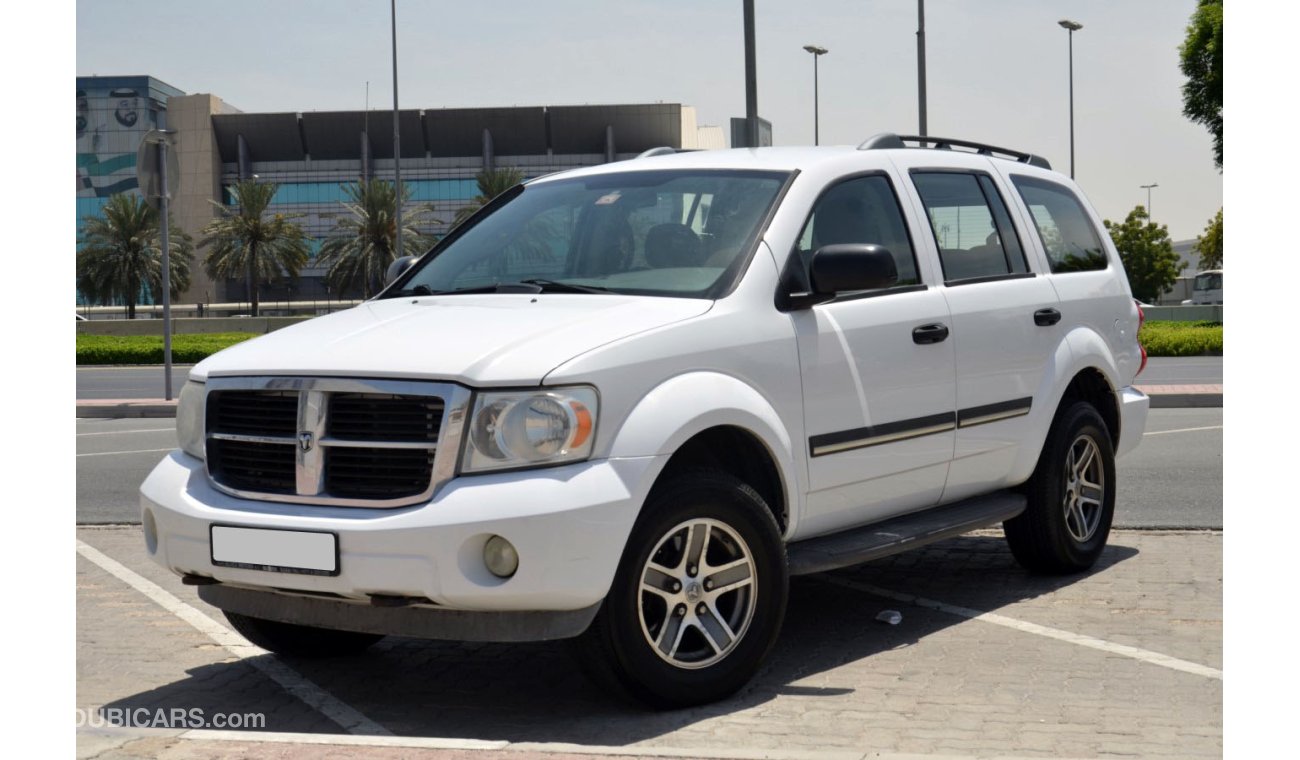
[210,525,338,576]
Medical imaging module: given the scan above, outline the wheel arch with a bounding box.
[607,371,801,538]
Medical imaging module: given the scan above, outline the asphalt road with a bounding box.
[77,408,1222,527]
[77,365,193,399]
[1140,356,1223,385]
[75,357,1224,400]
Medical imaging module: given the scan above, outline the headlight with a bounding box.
[462,387,598,473]
[176,380,206,460]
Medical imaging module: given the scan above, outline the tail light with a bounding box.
[1135,299,1148,377]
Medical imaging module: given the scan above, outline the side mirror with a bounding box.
[809,244,898,294]
[385,255,417,286]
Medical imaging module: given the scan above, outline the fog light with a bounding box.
[483,535,519,579]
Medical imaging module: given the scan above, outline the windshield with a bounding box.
[1194,272,1222,291]
[389,169,789,299]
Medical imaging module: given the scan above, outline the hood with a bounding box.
[192,294,712,386]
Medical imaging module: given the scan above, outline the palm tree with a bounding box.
[77,193,194,318]
[199,179,312,316]
[453,166,524,226]
[316,179,438,298]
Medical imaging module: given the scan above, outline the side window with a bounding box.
[1010,175,1108,273]
[792,175,919,289]
[910,172,1029,282]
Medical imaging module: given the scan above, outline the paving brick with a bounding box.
[78,526,1222,759]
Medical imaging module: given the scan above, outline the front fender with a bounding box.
[606,371,802,536]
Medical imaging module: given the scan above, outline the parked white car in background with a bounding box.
[141,134,1148,708]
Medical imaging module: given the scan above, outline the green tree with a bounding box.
[316,179,439,298]
[76,193,194,318]
[1103,206,1186,303]
[453,167,525,226]
[199,180,312,316]
[1194,208,1223,270]
[1180,0,1223,167]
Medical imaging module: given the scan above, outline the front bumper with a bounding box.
[1116,385,1150,458]
[141,451,665,615]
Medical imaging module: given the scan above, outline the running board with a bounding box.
[787,491,1026,576]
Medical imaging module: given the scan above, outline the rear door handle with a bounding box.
[912,323,950,344]
[1034,308,1062,326]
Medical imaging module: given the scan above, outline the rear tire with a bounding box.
[224,611,384,657]
[1005,401,1116,574]
[576,469,788,709]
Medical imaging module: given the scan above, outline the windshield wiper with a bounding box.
[392,280,615,297]
[516,279,615,294]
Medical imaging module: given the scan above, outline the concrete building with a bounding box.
[75,75,721,307]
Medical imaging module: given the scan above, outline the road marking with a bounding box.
[77,448,175,458]
[818,575,1223,681]
[176,729,869,759]
[75,540,392,736]
[1144,425,1223,436]
[77,389,157,395]
[77,428,173,437]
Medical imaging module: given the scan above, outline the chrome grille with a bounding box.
[202,377,471,508]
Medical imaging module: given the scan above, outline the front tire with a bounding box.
[577,469,788,708]
[1005,401,1117,573]
[224,612,384,657]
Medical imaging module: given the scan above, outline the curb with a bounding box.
[77,400,178,419]
[1134,384,1223,409]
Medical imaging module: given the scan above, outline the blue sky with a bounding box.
[76,0,1221,240]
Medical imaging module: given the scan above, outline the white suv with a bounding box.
[141,134,1148,708]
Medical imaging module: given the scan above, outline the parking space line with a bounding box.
[77,448,175,458]
[818,575,1222,680]
[75,540,393,736]
[1143,425,1223,436]
[178,728,870,759]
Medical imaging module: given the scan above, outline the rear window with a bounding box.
[910,172,1029,282]
[1011,176,1108,273]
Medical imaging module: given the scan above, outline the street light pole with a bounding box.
[917,0,927,140]
[1059,19,1083,178]
[391,0,403,261]
[1140,183,1158,220]
[803,45,828,145]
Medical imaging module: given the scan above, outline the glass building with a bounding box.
[76,74,722,309]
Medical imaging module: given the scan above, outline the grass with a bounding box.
[1139,320,1223,357]
[76,333,259,365]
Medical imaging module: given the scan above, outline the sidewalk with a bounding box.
[75,385,1222,419]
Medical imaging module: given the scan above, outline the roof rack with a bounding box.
[635,146,699,159]
[857,132,1051,170]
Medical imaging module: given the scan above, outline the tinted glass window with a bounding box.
[911,172,1029,281]
[396,170,787,298]
[1011,176,1108,273]
[792,175,919,289]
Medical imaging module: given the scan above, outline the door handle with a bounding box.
[912,323,949,344]
[1034,308,1062,326]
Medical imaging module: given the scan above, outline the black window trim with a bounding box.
[775,169,926,312]
[907,167,1035,286]
[943,271,1037,288]
[1007,173,1112,275]
[974,173,1030,275]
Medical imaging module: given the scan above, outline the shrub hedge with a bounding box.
[1139,321,1223,357]
[76,321,1223,364]
[76,333,258,365]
